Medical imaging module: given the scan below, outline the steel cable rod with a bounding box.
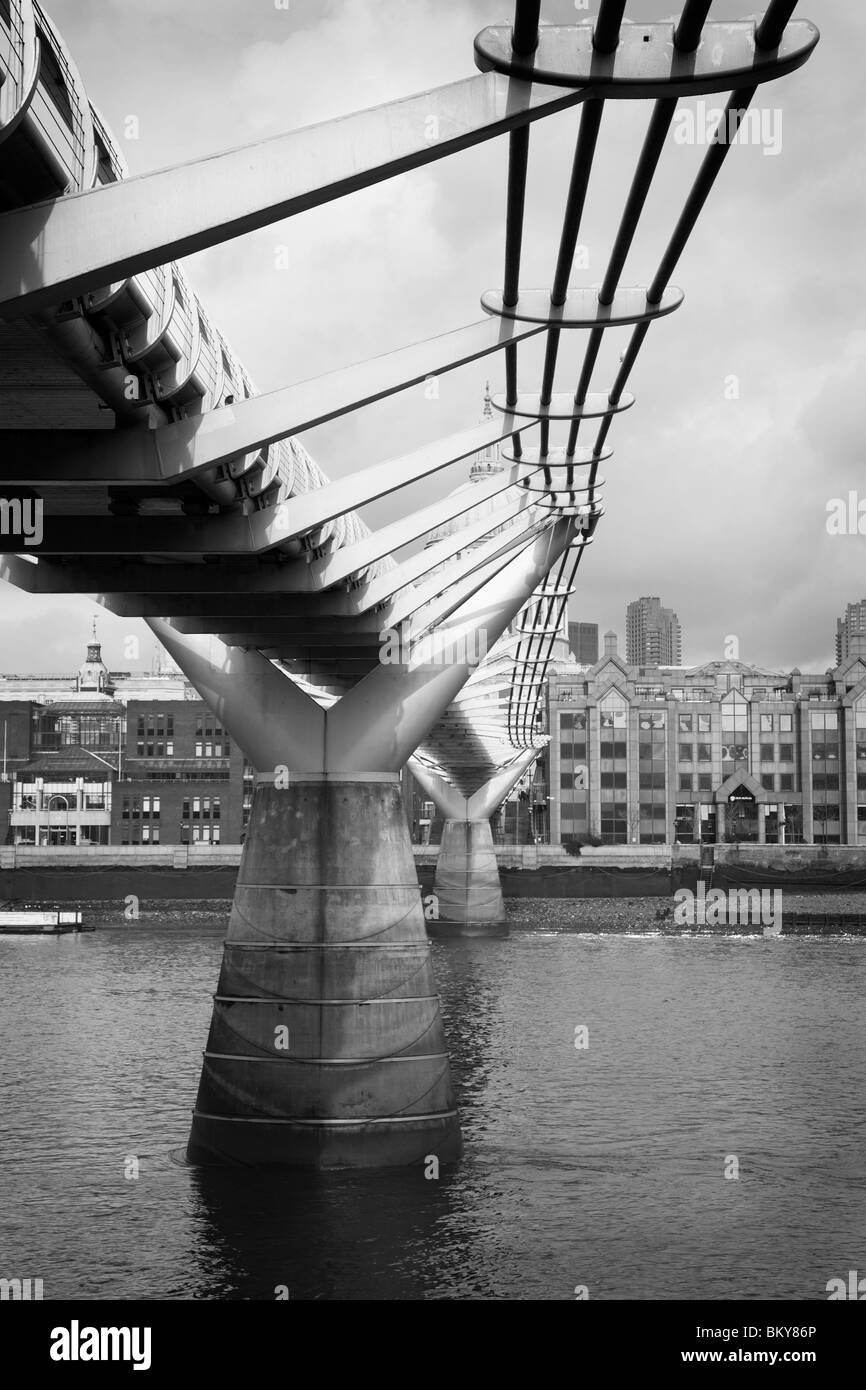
[585,84,761,476]
[538,100,605,458]
[502,0,541,458]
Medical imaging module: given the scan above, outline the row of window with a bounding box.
[133,740,229,757]
[560,709,866,735]
[136,715,174,737]
[121,796,160,819]
[14,792,106,811]
[120,825,223,845]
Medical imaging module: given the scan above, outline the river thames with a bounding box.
[1,903,863,1301]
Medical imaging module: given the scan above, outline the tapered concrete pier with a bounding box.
[411,749,538,939]
[188,778,460,1167]
[429,818,507,938]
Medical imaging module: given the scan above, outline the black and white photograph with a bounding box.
[0,0,862,1350]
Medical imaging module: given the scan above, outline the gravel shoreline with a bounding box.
[505,893,866,934]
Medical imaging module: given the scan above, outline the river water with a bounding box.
[1,902,863,1301]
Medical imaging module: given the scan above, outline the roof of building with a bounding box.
[20,750,116,776]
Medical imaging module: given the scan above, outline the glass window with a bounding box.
[779,714,793,732]
[760,743,774,761]
[679,714,693,733]
[760,714,774,732]
[679,744,692,762]
[698,774,712,791]
[698,714,711,732]
[778,743,794,762]
[761,774,775,791]
[679,773,693,791]
[697,743,711,762]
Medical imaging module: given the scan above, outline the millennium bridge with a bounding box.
[0,1,817,1165]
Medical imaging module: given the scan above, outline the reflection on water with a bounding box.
[0,901,863,1300]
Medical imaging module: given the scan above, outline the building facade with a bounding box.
[548,635,866,847]
[0,636,250,847]
[626,596,683,666]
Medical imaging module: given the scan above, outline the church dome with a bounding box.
[77,623,112,693]
[425,384,533,550]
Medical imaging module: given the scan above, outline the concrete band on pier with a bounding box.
[187,780,462,1167]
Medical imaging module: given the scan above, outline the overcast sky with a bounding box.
[1,0,861,674]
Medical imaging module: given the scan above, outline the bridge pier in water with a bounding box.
[411,751,536,938]
[431,818,507,938]
[188,776,461,1167]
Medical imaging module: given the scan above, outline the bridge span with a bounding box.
[0,0,817,1165]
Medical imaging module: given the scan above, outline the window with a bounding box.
[679,743,693,762]
[760,714,774,732]
[698,714,711,732]
[637,711,666,729]
[679,714,693,733]
[778,744,794,762]
[779,773,793,791]
[761,774,775,791]
[722,704,748,733]
[698,774,712,791]
[779,714,793,732]
[810,710,838,731]
[697,743,711,763]
[679,773,693,791]
[760,743,774,762]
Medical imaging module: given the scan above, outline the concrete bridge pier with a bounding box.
[410,750,537,938]
[431,818,507,938]
[188,774,460,1168]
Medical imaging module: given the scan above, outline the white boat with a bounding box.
[0,906,90,935]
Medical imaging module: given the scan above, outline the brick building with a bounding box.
[0,634,250,847]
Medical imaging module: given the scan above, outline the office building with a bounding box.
[549,633,866,847]
[568,622,599,665]
[836,600,866,664]
[626,596,683,666]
